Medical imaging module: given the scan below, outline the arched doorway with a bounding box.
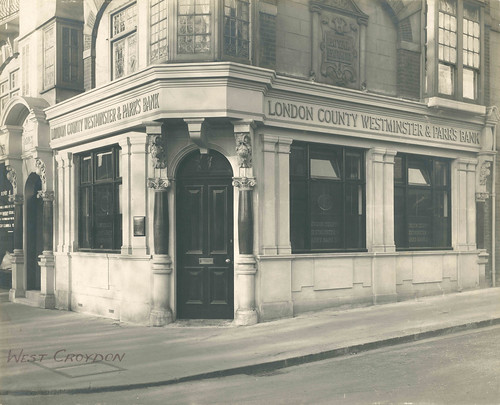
[176,150,234,319]
[25,173,43,290]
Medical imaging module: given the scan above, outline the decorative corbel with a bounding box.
[148,177,170,191]
[185,118,209,154]
[476,159,492,202]
[5,165,17,194]
[34,157,47,191]
[235,132,252,169]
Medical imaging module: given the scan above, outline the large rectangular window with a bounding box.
[43,25,56,89]
[290,142,365,253]
[78,146,122,251]
[394,154,451,250]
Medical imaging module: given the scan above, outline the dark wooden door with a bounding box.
[177,151,234,319]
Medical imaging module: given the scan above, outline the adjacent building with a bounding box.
[1,0,499,325]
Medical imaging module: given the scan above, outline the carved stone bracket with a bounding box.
[37,190,55,201]
[8,194,23,204]
[235,132,252,168]
[5,165,17,193]
[476,192,489,202]
[233,177,256,190]
[148,177,171,190]
[149,134,167,169]
[479,161,491,186]
[34,158,47,189]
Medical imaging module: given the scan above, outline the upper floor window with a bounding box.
[111,3,138,79]
[42,21,83,92]
[43,25,56,89]
[177,0,212,54]
[427,0,482,103]
[150,0,168,62]
[223,0,250,59]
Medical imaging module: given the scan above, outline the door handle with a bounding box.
[225,258,231,263]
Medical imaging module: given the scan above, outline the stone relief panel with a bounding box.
[311,0,368,90]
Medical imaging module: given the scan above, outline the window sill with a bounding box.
[426,97,486,115]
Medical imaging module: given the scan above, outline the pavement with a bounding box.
[0,287,499,396]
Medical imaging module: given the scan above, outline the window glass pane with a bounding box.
[310,150,341,179]
[344,184,364,248]
[150,0,168,62]
[81,156,92,183]
[408,159,431,185]
[127,33,137,73]
[345,152,362,180]
[433,191,450,247]
[112,3,137,37]
[113,39,125,79]
[79,187,91,249]
[394,186,406,247]
[310,181,343,249]
[177,0,212,54]
[434,161,448,186]
[290,145,307,178]
[438,63,454,95]
[93,184,114,249]
[394,156,404,184]
[463,68,476,100]
[407,188,432,247]
[95,151,113,180]
[290,180,307,251]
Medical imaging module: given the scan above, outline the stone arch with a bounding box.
[171,142,237,181]
[84,0,112,89]
[1,96,49,128]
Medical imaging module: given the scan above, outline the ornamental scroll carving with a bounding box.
[232,177,256,189]
[149,135,167,169]
[34,158,47,189]
[5,165,17,192]
[235,133,252,168]
[148,177,170,190]
[37,190,55,201]
[479,161,491,186]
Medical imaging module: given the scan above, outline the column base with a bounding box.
[150,308,173,327]
[39,294,56,309]
[235,309,258,326]
[9,288,25,300]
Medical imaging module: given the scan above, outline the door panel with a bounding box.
[177,151,233,319]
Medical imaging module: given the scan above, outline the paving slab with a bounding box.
[1,288,499,395]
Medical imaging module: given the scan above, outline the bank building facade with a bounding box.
[0,0,499,325]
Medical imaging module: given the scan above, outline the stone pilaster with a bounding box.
[454,158,477,251]
[367,148,397,253]
[232,119,258,325]
[9,194,24,300]
[147,123,173,326]
[233,177,258,326]
[37,190,55,309]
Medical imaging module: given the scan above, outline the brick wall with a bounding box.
[83,56,93,91]
[397,48,420,99]
[259,12,276,70]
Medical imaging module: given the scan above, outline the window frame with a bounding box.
[425,0,485,104]
[221,0,251,63]
[77,145,122,253]
[290,142,366,254]
[150,0,169,63]
[110,1,138,81]
[394,153,452,251]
